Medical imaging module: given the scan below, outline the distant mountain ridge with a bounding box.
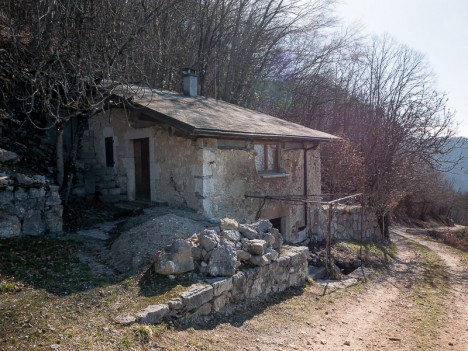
[443,137,468,192]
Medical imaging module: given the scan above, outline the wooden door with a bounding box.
[134,138,151,201]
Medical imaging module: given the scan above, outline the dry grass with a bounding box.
[404,239,448,350]
[0,236,192,351]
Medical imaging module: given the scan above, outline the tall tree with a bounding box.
[0,0,181,201]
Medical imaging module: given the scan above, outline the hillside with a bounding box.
[444,137,468,192]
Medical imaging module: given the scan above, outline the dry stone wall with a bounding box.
[0,172,63,238]
[135,245,308,325]
[131,218,308,325]
[153,218,284,277]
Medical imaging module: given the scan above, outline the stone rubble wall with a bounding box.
[135,245,308,325]
[153,218,284,277]
[0,173,63,238]
[309,205,381,243]
[131,218,309,325]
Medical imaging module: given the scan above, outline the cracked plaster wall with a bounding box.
[77,109,322,243]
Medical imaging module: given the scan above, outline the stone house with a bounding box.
[74,73,338,243]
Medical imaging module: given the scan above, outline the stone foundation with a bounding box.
[0,173,63,238]
[134,245,308,325]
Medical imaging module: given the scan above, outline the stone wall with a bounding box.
[200,140,321,243]
[134,245,308,325]
[75,108,322,243]
[309,205,381,243]
[0,173,63,238]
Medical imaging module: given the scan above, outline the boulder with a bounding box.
[238,224,257,239]
[206,277,233,296]
[137,304,169,324]
[32,175,47,184]
[154,239,194,275]
[213,293,230,312]
[208,240,237,276]
[268,228,283,250]
[243,239,266,256]
[264,248,279,262]
[198,229,219,251]
[236,249,251,262]
[191,246,203,261]
[168,298,183,311]
[219,218,239,231]
[258,232,275,247]
[249,255,269,266]
[252,219,272,233]
[0,211,21,238]
[180,284,214,311]
[22,210,46,236]
[0,148,19,163]
[16,173,33,185]
[220,230,241,243]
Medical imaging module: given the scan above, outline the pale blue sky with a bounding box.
[336,0,468,137]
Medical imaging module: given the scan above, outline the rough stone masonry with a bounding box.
[130,218,309,325]
[0,172,63,238]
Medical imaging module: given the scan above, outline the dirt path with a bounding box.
[394,228,468,351]
[158,229,468,351]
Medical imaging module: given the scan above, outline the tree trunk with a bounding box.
[56,127,64,188]
[61,116,87,205]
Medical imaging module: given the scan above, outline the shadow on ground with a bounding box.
[173,286,306,331]
[0,236,114,296]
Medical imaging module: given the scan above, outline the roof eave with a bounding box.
[192,128,339,142]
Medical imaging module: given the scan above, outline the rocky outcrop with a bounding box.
[0,172,63,238]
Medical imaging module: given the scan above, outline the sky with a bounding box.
[335,0,468,138]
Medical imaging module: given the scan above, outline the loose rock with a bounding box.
[208,241,237,276]
[154,239,194,275]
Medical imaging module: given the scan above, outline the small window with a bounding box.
[254,143,279,173]
[105,136,114,167]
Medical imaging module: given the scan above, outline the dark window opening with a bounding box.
[105,137,114,167]
[270,217,283,233]
[254,143,279,173]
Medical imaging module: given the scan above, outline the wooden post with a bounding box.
[326,202,333,277]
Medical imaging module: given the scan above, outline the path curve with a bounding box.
[158,228,468,351]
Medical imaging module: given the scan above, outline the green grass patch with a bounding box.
[334,240,397,267]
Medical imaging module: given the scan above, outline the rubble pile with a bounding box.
[127,218,309,325]
[153,218,284,277]
[130,246,308,325]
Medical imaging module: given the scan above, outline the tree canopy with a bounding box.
[0,0,460,226]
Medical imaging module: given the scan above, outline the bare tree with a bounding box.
[0,0,181,202]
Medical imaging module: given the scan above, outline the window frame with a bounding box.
[253,141,287,177]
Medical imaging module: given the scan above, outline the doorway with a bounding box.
[133,138,151,201]
[269,217,283,234]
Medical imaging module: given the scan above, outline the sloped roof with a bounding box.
[129,91,338,142]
